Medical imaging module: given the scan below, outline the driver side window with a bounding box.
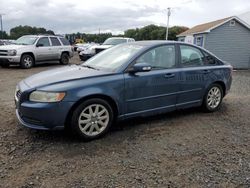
[136,45,176,69]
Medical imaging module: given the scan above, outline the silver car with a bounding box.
[0,35,73,69]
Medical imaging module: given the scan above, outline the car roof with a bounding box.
[129,40,180,46]
[125,40,208,49]
[22,35,64,38]
[108,37,134,40]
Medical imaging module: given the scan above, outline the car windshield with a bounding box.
[103,38,128,45]
[83,44,143,72]
[15,36,38,45]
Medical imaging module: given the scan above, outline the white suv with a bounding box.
[79,37,135,61]
[0,35,73,69]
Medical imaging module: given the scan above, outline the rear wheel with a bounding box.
[203,84,223,112]
[60,53,69,65]
[71,98,114,140]
[20,54,34,69]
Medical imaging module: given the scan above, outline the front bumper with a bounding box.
[15,99,74,130]
[0,56,21,65]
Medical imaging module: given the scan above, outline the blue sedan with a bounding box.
[15,41,232,140]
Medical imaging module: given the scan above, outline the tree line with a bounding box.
[1,24,188,42]
[66,25,188,43]
[124,25,188,41]
[0,25,54,39]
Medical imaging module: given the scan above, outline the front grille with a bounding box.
[0,50,8,56]
[95,48,105,54]
[16,90,22,100]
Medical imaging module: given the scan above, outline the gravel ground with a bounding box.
[0,54,249,188]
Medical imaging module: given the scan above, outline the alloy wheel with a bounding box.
[23,57,32,68]
[78,104,109,136]
[207,86,222,109]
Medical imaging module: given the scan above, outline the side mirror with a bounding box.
[129,63,152,73]
[36,43,43,47]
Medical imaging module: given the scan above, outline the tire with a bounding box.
[60,53,69,65]
[71,98,114,140]
[202,83,223,112]
[20,54,34,69]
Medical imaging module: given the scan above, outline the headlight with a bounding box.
[29,91,66,102]
[8,50,17,56]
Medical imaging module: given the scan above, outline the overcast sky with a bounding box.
[1,0,250,34]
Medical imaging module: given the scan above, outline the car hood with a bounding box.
[0,44,27,50]
[23,65,112,88]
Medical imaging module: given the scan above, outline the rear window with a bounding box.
[59,38,70,46]
[50,37,61,46]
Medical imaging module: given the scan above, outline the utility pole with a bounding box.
[0,14,3,39]
[166,7,171,40]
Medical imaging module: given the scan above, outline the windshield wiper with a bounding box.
[82,64,99,70]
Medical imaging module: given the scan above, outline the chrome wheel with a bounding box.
[78,104,109,136]
[207,86,222,109]
[23,57,32,68]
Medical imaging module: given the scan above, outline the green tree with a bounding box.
[10,25,55,39]
[124,25,189,41]
[0,31,9,39]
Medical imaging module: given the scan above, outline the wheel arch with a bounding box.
[212,81,226,97]
[21,52,36,62]
[61,51,70,56]
[65,94,119,128]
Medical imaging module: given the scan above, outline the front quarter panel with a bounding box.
[38,74,125,116]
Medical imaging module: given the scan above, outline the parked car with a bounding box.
[15,41,232,140]
[76,43,97,54]
[79,37,135,61]
[73,43,85,51]
[0,40,13,46]
[0,35,73,69]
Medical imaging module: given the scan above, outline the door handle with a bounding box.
[164,73,175,78]
[200,69,211,74]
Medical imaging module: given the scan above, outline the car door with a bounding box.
[177,44,213,108]
[49,37,62,60]
[35,37,52,61]
[124,44,180,117]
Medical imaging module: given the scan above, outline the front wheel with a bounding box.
[71,98,114,140]
[20,54,34,69]
[203,84,223,112]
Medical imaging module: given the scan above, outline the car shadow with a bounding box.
[24,106,204,143]
[18,103,230,157]
[5,62,62,69]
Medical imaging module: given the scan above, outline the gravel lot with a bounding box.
[0,54,250,188]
